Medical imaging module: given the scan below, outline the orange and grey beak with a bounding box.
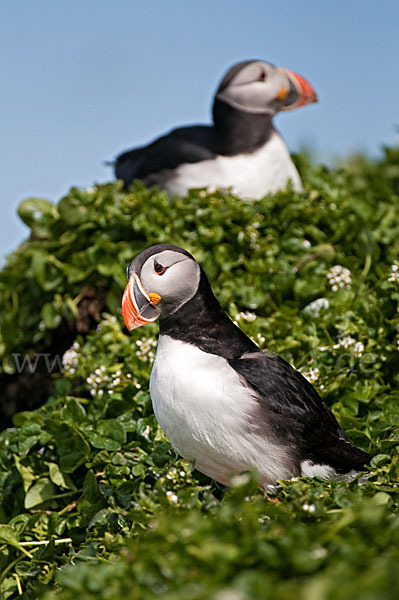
[279,68,318,111]
[122,274,161,331]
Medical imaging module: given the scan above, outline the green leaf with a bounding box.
[83,471,101,504]
[60,398,87,424]
[370,454,391,468]
[40,302,62,329]
[88,508,112,529]
[53,424,91,473]
[0,524,19,546]
[24,478,56,509]
[90,419,127,451]
[48,462,76,490]
[14,456,36,493]
[30,250,47,285]
[17,197,56,227]
[58,193,89,225]
[132,464,145,477]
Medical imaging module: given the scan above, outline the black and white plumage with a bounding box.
[114,60,318,198]
[122,244,370,488]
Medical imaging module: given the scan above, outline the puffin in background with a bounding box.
[122,244,370,489]
[114,60,318,198]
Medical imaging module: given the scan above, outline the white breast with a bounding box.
[165,132,302,199]
[149,335,295,486]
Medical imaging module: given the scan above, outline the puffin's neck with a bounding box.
[212,98,274,155]
[159,269,258,359]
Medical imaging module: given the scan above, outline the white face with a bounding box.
[140,250,201,316]
[216,61,290,115]
[122,248,201,331]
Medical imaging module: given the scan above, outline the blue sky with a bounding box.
[1,0,398,262]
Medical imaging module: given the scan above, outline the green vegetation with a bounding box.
[0,148,398,599]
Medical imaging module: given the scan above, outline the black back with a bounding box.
[228,352,371,473]
[115,126,218,187]
[114,102,273,190]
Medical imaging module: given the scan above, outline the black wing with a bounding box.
[114,125,218,189]
[228,352,371,473]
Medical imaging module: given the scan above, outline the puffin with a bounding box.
[122,244,370,488]
[114,60,318,198]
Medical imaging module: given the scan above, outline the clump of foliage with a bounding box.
[0,148,399,599]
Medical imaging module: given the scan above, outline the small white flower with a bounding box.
[353,341,364,357]
[302,503,316,513]
[142,425,150,439]
[62,345,80,376]
[87,365,133,396]
[166,491,178,503]
[304,297,330,316]
[136,337,157,361]
[179,471,185,477]
[303,239,311,248]
[333,335,356,350]
[332,336,365,357]
[62,349,78,368]
[250,333,265,348]
[327,265,352,291]
[388,264,399,283]
[235,311,257,322]
[214,590,248,600]
[311,546,327,559]
[302,367,320,384]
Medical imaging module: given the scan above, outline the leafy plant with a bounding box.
[0,148,398,599]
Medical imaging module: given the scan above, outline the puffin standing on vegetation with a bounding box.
[122,244,370,489]
[114,60,318,197]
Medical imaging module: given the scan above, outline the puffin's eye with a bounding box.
[257,71,266,82]
[154,260,167,275]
